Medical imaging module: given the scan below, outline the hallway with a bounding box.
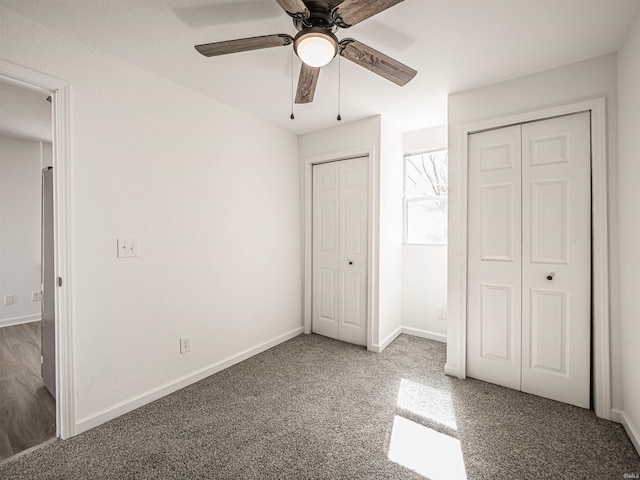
[0,322,55,460]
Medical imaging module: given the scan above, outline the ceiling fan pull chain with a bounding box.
[290,48,295,120]
[337,54,342,121]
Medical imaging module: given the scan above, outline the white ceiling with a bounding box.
[0,80,52,142]
[1,0,639,135]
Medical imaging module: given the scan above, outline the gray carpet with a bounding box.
[0,334,638,479]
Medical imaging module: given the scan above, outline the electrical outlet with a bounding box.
[437,308,447,320]
[32,291,43,302]
[4,294,16,306]
[117,238,140,258]
[180,336,191,354]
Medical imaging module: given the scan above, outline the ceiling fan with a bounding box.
[194,0,417,104]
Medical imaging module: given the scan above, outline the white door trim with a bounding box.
[0,59,76,437]
[304,145,377,351]
[448,98,611,420]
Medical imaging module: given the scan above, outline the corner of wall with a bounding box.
[616,5,640,454]
[612,408,640,455]
[76,327,303,434]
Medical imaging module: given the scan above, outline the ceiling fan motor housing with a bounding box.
[292,0,343,31]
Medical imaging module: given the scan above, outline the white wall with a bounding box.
[300,119,449,350]
[299,116,405,350]
[617,10,640,452]
[299,116,382,347]
[447,54,621,407]
[378,118,404,345]
[41,141,52,168]
[299,116,381,157]
[404,126,447,154]
[401,126,447,342]
[1,7,302,432]
[0,134,42,326]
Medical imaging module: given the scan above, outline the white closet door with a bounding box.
[312,161,341,340]
[337,158,368,346]
[521,112,591,408]
[467,112,591,409]
[312,157,368,346]
[467,125,523,390]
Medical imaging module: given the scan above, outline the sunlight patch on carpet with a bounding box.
[388,415,467,480]
[397,378,457,430]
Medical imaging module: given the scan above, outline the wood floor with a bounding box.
[0,322,55,461]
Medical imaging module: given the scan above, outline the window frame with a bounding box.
[403,148,449,246]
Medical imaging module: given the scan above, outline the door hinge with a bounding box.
[40,355,44,365]
[58,277,62,287]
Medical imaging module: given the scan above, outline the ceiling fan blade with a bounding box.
[333,0,403,27]
[295,63,321,104]
[274,0,310,19]
[339,39,416,86]
[195,34,293,57]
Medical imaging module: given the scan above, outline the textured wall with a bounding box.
[0,134,42,325]
[1,7,302,430]
[401,126,448,341]
[617,9,640,452]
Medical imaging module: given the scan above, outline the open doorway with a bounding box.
[0,80,55,460]
[0,59,75,445]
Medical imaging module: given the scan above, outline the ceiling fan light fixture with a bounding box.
[294,28,338,68]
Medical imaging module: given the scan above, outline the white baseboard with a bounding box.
[371,326,447,353]
[76,326,304,434]
[444,363,461,378]
[612,408,640,456]
[401,326,447,344]
[371,326,402,353]
[0,314,40,328]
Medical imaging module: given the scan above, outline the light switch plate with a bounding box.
[117,238,139,258]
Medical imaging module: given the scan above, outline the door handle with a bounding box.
[546,273,555,281]
[348,260,353,265]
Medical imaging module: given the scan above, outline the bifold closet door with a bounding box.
[467,125,523,391]
[520,112,591,408]
[467,112,591,408]
[312,157,368,346]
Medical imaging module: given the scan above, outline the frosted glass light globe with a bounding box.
[296,34,337,68]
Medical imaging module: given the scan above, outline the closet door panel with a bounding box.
[467,125,522,390]
[312,157,369,347]
[521,112,591,408]
[338,157,368,346]
[312,162,341,340]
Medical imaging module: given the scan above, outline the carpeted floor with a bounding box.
[1,333,638,479]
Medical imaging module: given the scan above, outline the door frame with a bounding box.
[0,59,76,438]
[303,146,377,351]
[448,98,611,419]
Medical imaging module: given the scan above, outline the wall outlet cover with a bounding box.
[117,238,140,258]
[180,336,191,354]
[4,294,16,306]
[32,291,43,302]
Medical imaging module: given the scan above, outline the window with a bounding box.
[404,149,448,245]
